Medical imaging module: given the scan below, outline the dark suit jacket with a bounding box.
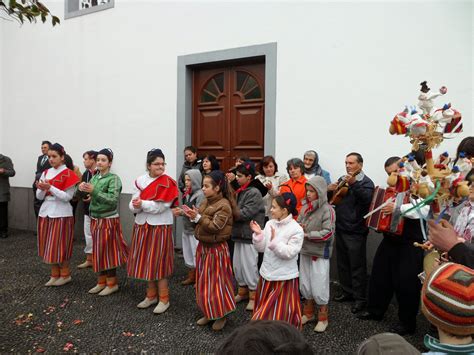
[35,155,51,182]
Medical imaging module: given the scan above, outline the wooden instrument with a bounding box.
[365,187,405,235]
[329,169,361,205]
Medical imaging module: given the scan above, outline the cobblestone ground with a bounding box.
[0,230,430,353]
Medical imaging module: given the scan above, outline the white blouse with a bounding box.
[129,173,173,226]
[36,165,75,218]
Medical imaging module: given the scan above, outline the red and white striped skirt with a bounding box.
[90,217,129,273]
[196,242,236,320]
[127,223,174,281]
[37,216,75,264]
[252,277,302,329]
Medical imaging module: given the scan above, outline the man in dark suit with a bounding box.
[33,141,51,218]
[0,154,15,238]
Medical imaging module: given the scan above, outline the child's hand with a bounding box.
[37,180,51,191]
[172,207,182,217]
[270,226,276,241]
[81,183,94,193]
[183,205,198,219]
[132,198,142,209]
[265,182,273,190]
[249,220,262,235]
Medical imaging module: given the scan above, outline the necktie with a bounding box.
[41,155,47,166]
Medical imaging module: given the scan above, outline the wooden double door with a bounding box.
[192,61,265,172]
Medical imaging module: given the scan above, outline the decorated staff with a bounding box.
[388,81,467,215]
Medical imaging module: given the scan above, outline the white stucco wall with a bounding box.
[1,0,472,192]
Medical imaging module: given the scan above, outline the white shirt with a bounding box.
[253,214,304,281]
[129,173,173,226]
[36,165,75,218]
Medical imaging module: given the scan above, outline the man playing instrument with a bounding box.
[357,156,429,335]
[328,152,374,314]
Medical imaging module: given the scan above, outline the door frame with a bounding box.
[176,42,277,179]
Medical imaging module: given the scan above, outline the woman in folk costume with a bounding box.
[183,170,236,331]
[250,192,304,329]
[78,148,128,296]
[36,143,80,286]
[172,169,204,286]
[128,149,179,314]
[297,176,335,333]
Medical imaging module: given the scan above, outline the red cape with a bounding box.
[137,174,179,207]
[45,168,80,194]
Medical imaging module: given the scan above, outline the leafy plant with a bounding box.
[0,0,60,26]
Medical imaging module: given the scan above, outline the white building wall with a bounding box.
[1,0,472,192]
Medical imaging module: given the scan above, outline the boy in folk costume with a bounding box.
[183,170,236,331]
[231,160,266,311]
[79,148,129,296]
[36,143,80,286]
[250,193,304,329]
[297,176,335,333]
[128,149,179,314]
[172,169,204,286]
[76,150,98,269]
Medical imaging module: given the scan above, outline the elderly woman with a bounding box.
[303,150,331,184]
[279,158,307,215]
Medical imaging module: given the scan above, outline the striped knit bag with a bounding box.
[421,262,474,336]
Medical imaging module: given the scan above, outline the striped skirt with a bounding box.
[127,223,174,281]
[37,216,75,264]
[252,277,302,329]
[196,242,236,320]
[90,217,129,273]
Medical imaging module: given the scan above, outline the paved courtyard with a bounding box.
[0,230,431,353]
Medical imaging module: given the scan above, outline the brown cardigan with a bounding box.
[195,193,233,245]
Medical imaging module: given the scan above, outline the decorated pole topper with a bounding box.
[388,81,467,213]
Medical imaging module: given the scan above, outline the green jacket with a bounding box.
[89,172,122,218]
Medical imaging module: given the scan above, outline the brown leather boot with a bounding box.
[235,286,249,303]
[181,268,196,286]
[302,299,315,325]
[314,305,328,332]
[77,254,93,269]
[246,290,256,311]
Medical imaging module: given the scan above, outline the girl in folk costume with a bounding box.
[250,192,304,329]
[172,169,204,286]
[183,170,236,331]
[297,176,335,333]
[128,149,179,314]
[79,148,128,296]
[231,160,266,311]
[36,143,80,286]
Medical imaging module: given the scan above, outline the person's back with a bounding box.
[216,320,313,355]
